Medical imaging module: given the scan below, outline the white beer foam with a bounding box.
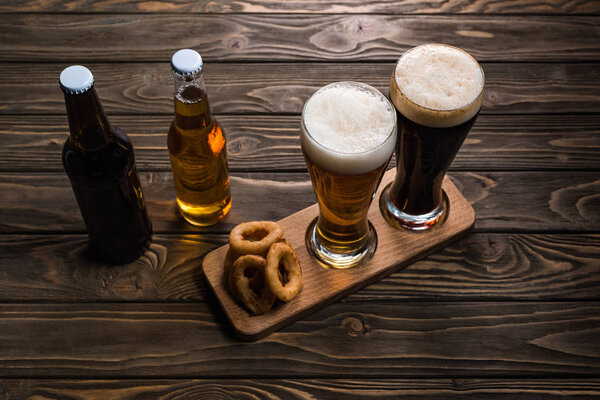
[392,44,484,128]
[301,82,396,175]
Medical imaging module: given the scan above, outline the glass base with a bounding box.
[177,195,232,227]
[305,218,377,269]
[379,183,449,231]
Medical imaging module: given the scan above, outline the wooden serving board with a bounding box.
[202,170,475,341]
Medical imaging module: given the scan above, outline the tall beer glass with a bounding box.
[301,82,396,269]
[380,44,485,230]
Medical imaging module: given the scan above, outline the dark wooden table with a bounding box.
[1,1,600,398]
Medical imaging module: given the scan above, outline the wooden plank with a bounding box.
[3,378,600,399]
[0,234,598,303]
[0,172,314,234]
[0,171,598,234]
[453,171,600,232]
[1,114,599,172]
[1,63,597,116]
[0,62,600,115]
[0,302,599,377]
[0,59,600,115]
[2,0,599,14]
[0,234,217,302]
[1,15,599,62]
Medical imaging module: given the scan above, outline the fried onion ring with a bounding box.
[230,255,275,315]
[265,242,303,302]
[229,221,284,256]
[224,248,241,294]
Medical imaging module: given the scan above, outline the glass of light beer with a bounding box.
[380,44,485,230]
[301,82,396,268]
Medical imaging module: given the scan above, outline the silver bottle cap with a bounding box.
[59,65,94,94]
[171,49,203,75]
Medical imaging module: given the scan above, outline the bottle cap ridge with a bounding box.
[171,49,203,75]
[59,65,94,94]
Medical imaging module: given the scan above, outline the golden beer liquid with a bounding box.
[167,84,231,226]
[304,153,388,253]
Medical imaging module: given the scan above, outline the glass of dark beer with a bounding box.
[380,44,485,230]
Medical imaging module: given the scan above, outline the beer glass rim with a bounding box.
[301,81,397,157]
[391,43,485,114]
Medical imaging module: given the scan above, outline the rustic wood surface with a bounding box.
[3,379,600,400]
[1,15,599,62]
[1,302,600,377]
[1,114,599,172]
[1,171,598,233]
[1,233,599,303]
[2,0,600,14]
[1,0,599,396]
[2,63,599,115]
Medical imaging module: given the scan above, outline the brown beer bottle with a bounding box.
[60,65,152,264]
[168,49,231,226]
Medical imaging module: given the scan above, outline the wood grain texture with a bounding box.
[2,0,599,14]
[0,234,598,303]
[2,114,600,173]
[0,234,218,302]
[1,63,599,115]
[204,174,475,340]
[0,172,315,234]
[3,379,600,399]
[1,15,599,62]
[0,171,598,234]
[0,302,599,377]
[0,0,598,386]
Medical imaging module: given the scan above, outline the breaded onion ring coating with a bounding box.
[230,255,275,315]
[224,248,241,294]
[265,242,303,302]
[229,221,284,256]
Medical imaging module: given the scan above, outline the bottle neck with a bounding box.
[173,70,213,130]
[64,86,113,149]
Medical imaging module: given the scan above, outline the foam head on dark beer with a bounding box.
[391,44,484,128]
[301,82,396,175]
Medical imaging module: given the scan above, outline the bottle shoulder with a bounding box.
[63,129,134,183]
[113,126,132,146]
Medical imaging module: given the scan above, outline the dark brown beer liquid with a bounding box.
[388,112,477,215]
[62,86,152,264]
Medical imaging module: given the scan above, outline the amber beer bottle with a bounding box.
[60,65,152,264]
[168,49,231,226]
